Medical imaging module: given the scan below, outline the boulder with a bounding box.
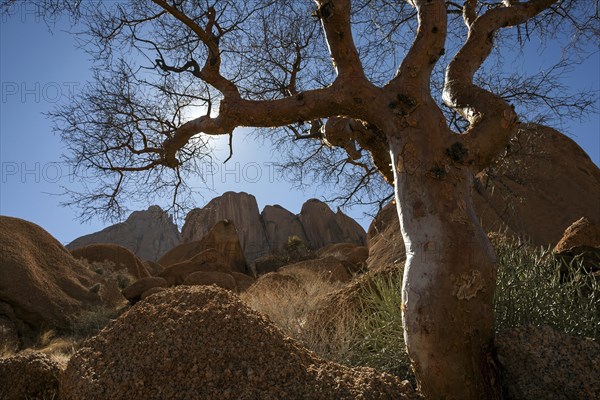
[473,124,600,247]
[317,242,369,271]
[183,271,237,291]
[496,325,600,400]
[300,199,367,250]
[553,217,600,271]
[159,221,248,274]
[60,286,417,400]
[368,125,600,269]
[143,260,164,276]
[71,243,150,280]
[231,272,255,292]
[182,192,271,262]
[261,204,309,255]
[140,287,166,300]
[0,352,63,400]
[366,203,406,271]
[0,216,123,343]
[122,277,169,304]
[279,256,352,283]
[67,205,181,261]
[253,254,289,275]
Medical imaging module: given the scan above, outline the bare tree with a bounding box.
[2,0,598,398]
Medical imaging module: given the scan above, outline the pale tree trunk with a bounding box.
[389,130,502,399]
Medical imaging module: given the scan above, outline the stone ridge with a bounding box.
[67,205,181,262]
[181,192,367,263]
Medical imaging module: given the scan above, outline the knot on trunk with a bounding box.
[452,270,485,300]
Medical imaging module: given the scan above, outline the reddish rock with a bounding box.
[67,205,181,261]
[496,325,600,400]
[158,248,233,286]
[554,217,600,252]
[553,217,600,271]
[143,259,164,275]
[300,199,367,250]
[366,203,406,271]
[159,221,248,274]
[317,242,369,271]
[0,352,63,400]
[122,277,169,304]
[71,243,150,279]
[279,256,352,283]
[61,286,418,400]
[182,192,270,262]
[183,271,237,291]
[140,287,166,300]
[0,216,123,343]
[231,272,255,292]
[262,204,309,255]
[473,124,600,247]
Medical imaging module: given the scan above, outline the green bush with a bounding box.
[339,235,598,380]
[492,235,599,340]
[343,268,412,380]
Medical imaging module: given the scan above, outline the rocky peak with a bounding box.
[67,205,181,262]
[181,191,270,263]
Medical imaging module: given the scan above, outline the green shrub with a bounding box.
[343,268,412,380]
[492,235,599,340]
[337,235,598,379]
[67,306,123,339]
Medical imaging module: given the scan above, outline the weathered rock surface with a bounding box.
[67,205,181,261]
[317,242,369,272]
[496,325,600,400]
[183,271,237,291]
[473,124,600,247]
[366,203,406,271]
[71,243,150,279]
[279,257,352,283]
[231,272,255,292]
[368,125,600,270]
[553,217,600,271]
[0,352,63,400]
[159,221,248,274]
[122,277,169,304]
[300,199,367,250]
[181,192,367,265]
[61,286,418,400]
[182,192,270,262]
[262,204,309,255]
[0,216,123,343]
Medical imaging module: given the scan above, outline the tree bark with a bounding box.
[388,127,502,399]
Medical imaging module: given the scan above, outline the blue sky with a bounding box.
[1,4,598,245]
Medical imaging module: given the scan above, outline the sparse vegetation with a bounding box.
[67,306,125,340]
[243,234,599,383]
[78,259,136,289]
[492,234,599,340]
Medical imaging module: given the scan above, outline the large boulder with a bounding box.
[67,205,181,261]
[0,216,123,343]
[261,204,309,255]
[183,271,237,291]
[368,125,600,269]
[159,221,248,274]
[122,277,169,304]
[182,192,271,262]
[300,199,367,250]
[496,325,600,400]
[0,352,63,400]
[70,243,150,280]
[366,203,406,271]
[61,286,417,400]
[473,124,600,247]
[553,217,600,271]
[278,256,352,283]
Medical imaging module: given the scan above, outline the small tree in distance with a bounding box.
[2,1,597,398]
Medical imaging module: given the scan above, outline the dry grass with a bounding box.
[240,269,354,356]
